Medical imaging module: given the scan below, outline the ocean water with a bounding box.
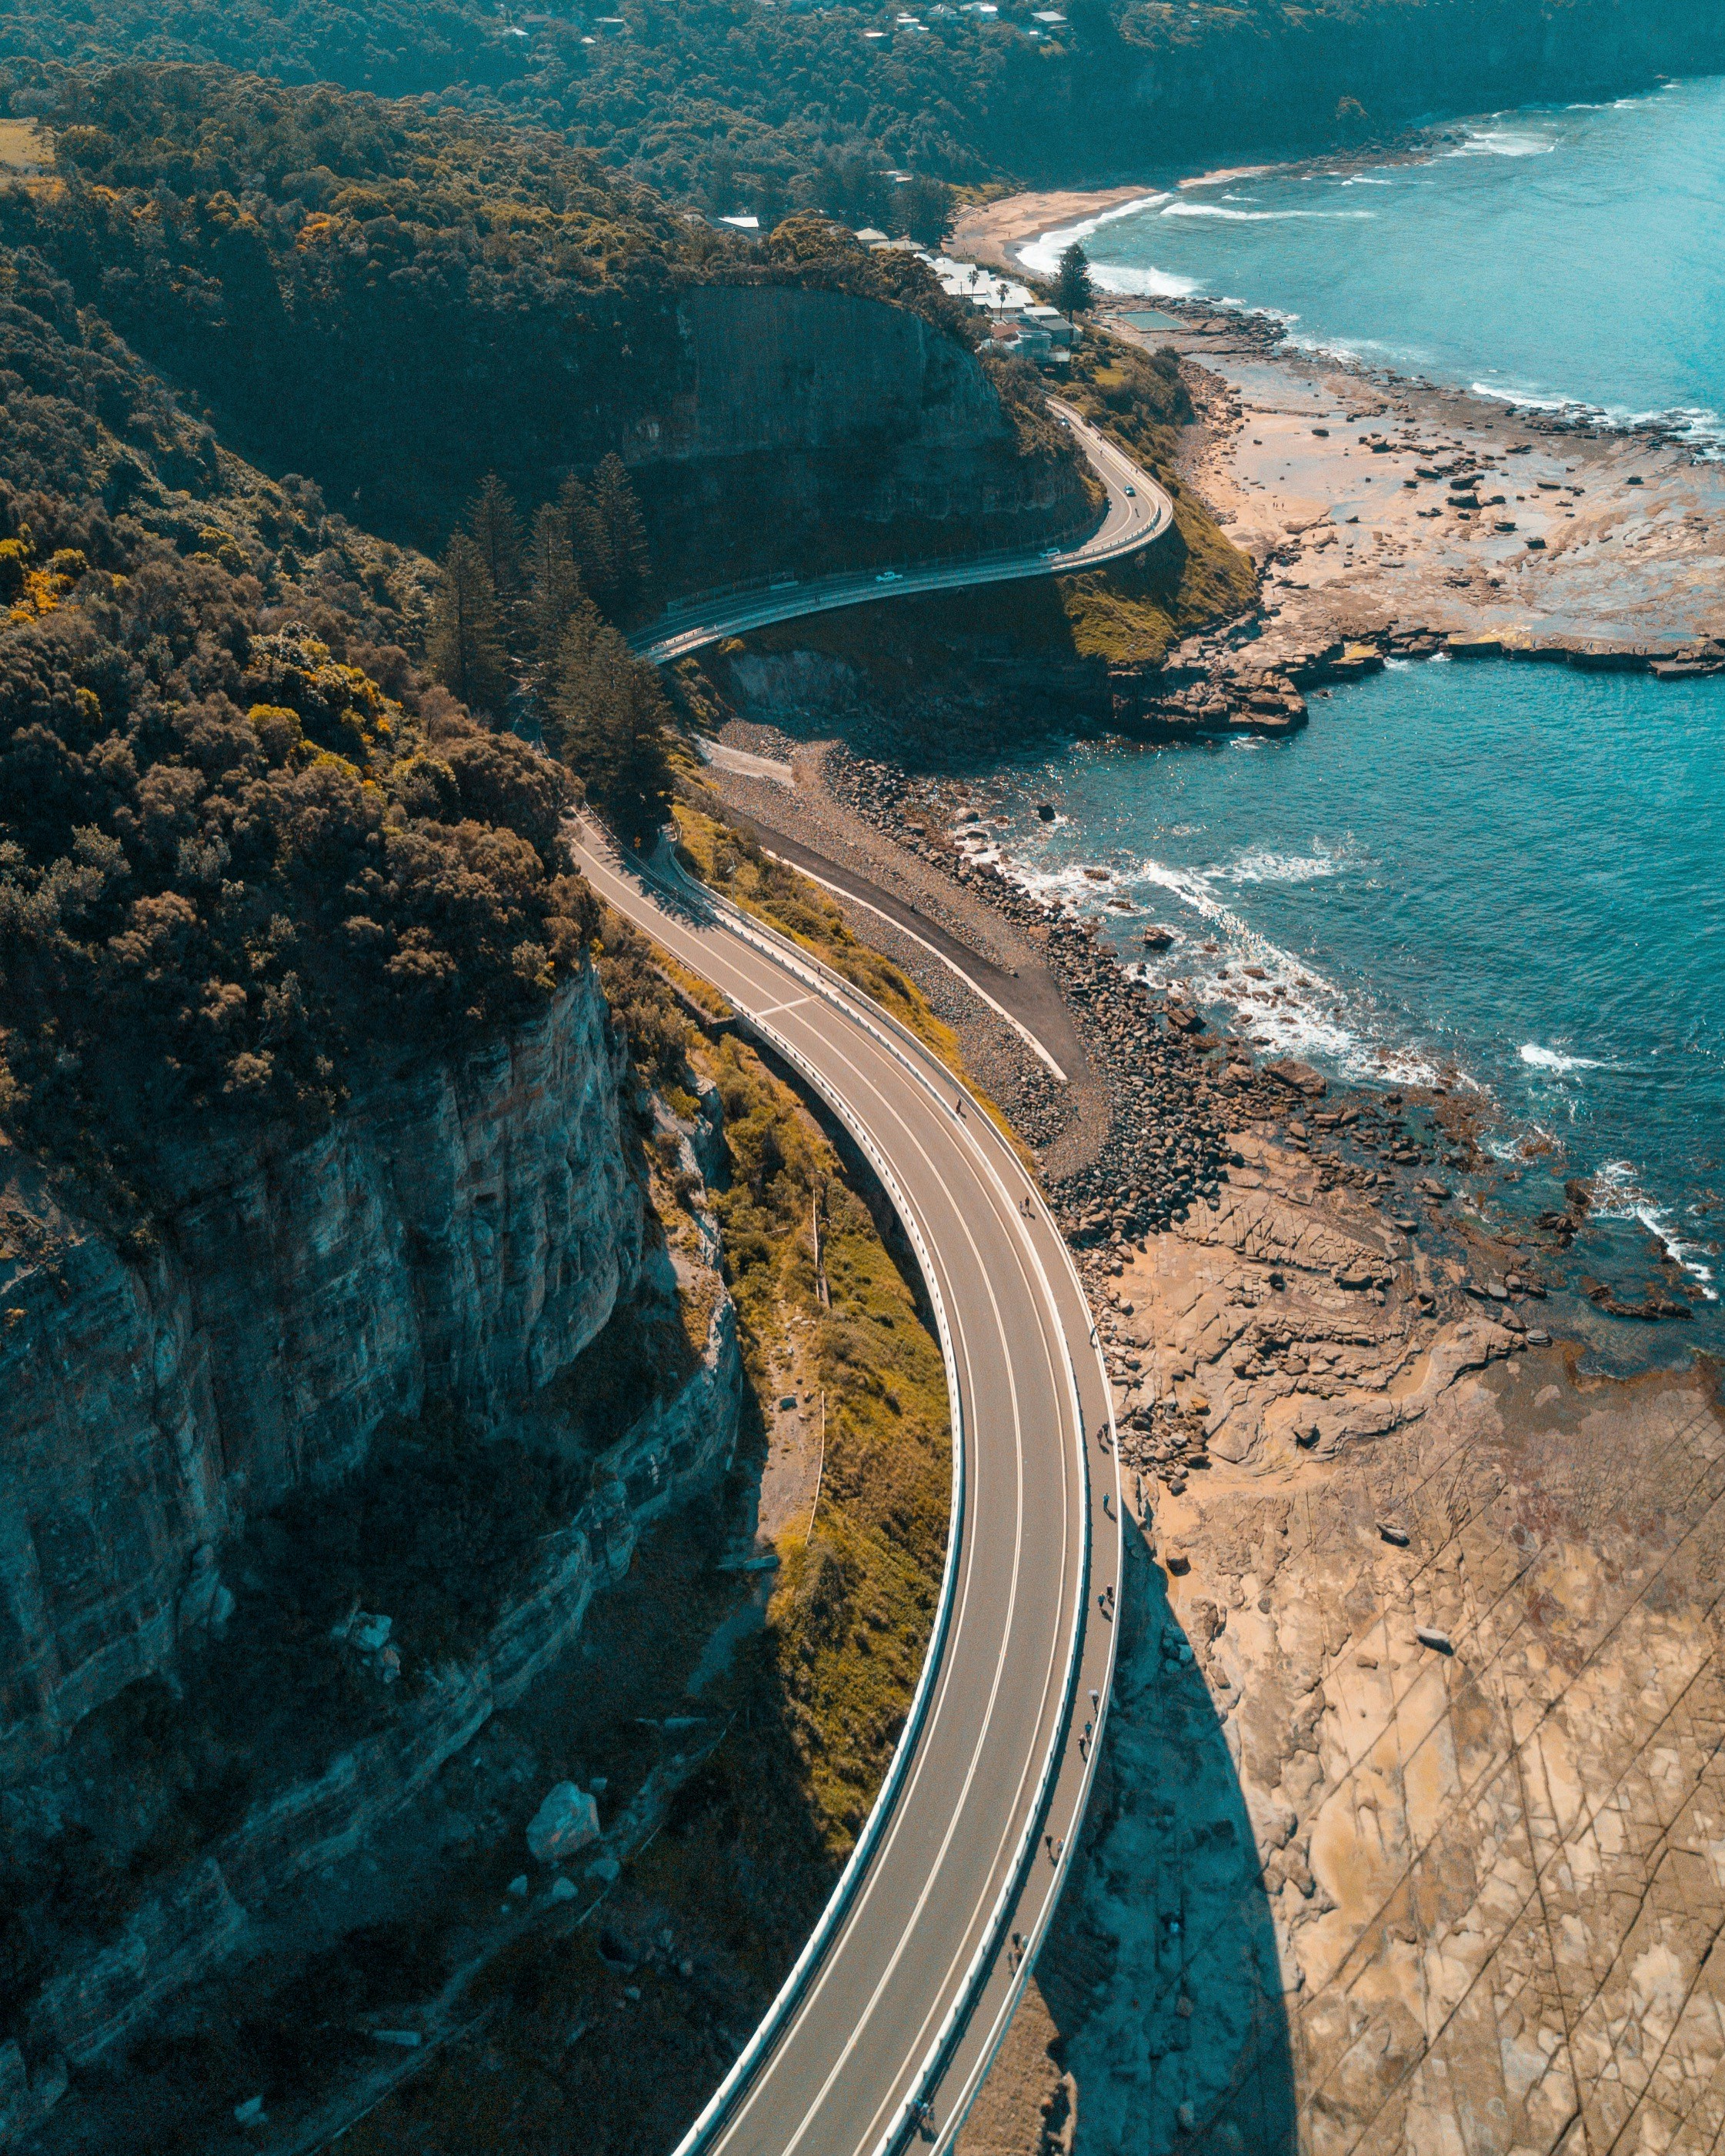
[1021,75,1725,446]
[983,660,1725,1350]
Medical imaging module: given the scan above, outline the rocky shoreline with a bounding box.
[1108,292,1725,666]
[681,724,1725,2156]
[771,751,1725,2156]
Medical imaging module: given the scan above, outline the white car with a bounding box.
[875,569,903,583]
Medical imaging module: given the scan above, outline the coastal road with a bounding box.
[711,803,1092,1087]
[635,397,1173,664]
[570,823,1123,2156]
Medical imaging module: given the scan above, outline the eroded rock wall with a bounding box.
[25,1284,740,2073]
[0,976,746,2124]
[630,285,1092,586]
[0,969,646,1780]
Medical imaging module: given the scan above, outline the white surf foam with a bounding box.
[1159,202,1376,222]
[1466,375,1725,455]
[1448,128,1557,158]
[1588,1160,1720,1300]
[1016,192,1173,276]
[1003,845,1444,1088]
[1216,849,1346,886]
[1519,1043,1605,1073]
[1087,262,1203,299]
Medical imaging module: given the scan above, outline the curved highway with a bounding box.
[571,823,1122,2156]
[635,397,1173,664]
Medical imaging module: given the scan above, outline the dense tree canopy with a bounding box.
[0,216,599,1210]
[0,66,996,554]
[2,0,1700,227]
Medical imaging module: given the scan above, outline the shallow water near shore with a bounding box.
[1023,75,1725,445]
[980,661,1725,1347]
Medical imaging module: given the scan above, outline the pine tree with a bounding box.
[429,533,511,719]
[558,473,615,612]
[549,612,672,840]
[592,453,653,622]
[523,500,592,678]
[1052,240,1094,316]
[467,472,522,598]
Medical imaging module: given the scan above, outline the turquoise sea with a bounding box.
[994,665,1724,1348]
[999,84,1725,1347]
[1022,75,1725,445]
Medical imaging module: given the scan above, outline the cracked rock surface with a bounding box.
[1030,1142,1725,2156]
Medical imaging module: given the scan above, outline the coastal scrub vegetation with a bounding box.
[0,65,1016,554]
[0,505,593,1206]
[0,210,607,1210]
[699,1032,949,1849]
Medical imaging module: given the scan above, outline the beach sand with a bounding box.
[948,185,1155,275]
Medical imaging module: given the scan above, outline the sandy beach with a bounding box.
[948,184,1155,275]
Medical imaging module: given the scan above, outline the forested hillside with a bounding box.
[0,63,1089,1206]
[0,67,1006,539]
[3,0,1719,220]
[0,211,608,1209]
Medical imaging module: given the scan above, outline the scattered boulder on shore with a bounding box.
[1266,1058,1328,1099]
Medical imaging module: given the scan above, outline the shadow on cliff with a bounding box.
[666,499,1223,773]
[1035,1526,1296,2155]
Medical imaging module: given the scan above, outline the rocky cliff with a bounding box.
[630,285,1093,589]
[0,965,742,2142]
[2,968,647,1774]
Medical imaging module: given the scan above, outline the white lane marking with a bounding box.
[753,1018,1057,2156]
[582,846,1083,2152]
[758,853,1069,1083]
[751,992,810,1019]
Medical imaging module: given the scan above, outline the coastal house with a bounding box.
[1021,304,1080,347]
[990,317,1056,362]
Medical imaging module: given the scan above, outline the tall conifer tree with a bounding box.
[467,472,522,598]
[592,453,653,620]
[557,474,614,611]
[524,500,592,679]
[429,533,511,719]
[549,613,672,838]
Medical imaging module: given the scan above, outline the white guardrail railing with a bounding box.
[588,824,1113,2156]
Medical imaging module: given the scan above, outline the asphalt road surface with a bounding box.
[711,806,1092,1088]
[635,398,1173,664]
[570,824,1122,2156]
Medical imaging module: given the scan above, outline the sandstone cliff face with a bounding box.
[23,1283,739,2074]
[0,969,649,1781]
[0,970,745,2134]
[630,285,1092,587]
[644,287,1009,466]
